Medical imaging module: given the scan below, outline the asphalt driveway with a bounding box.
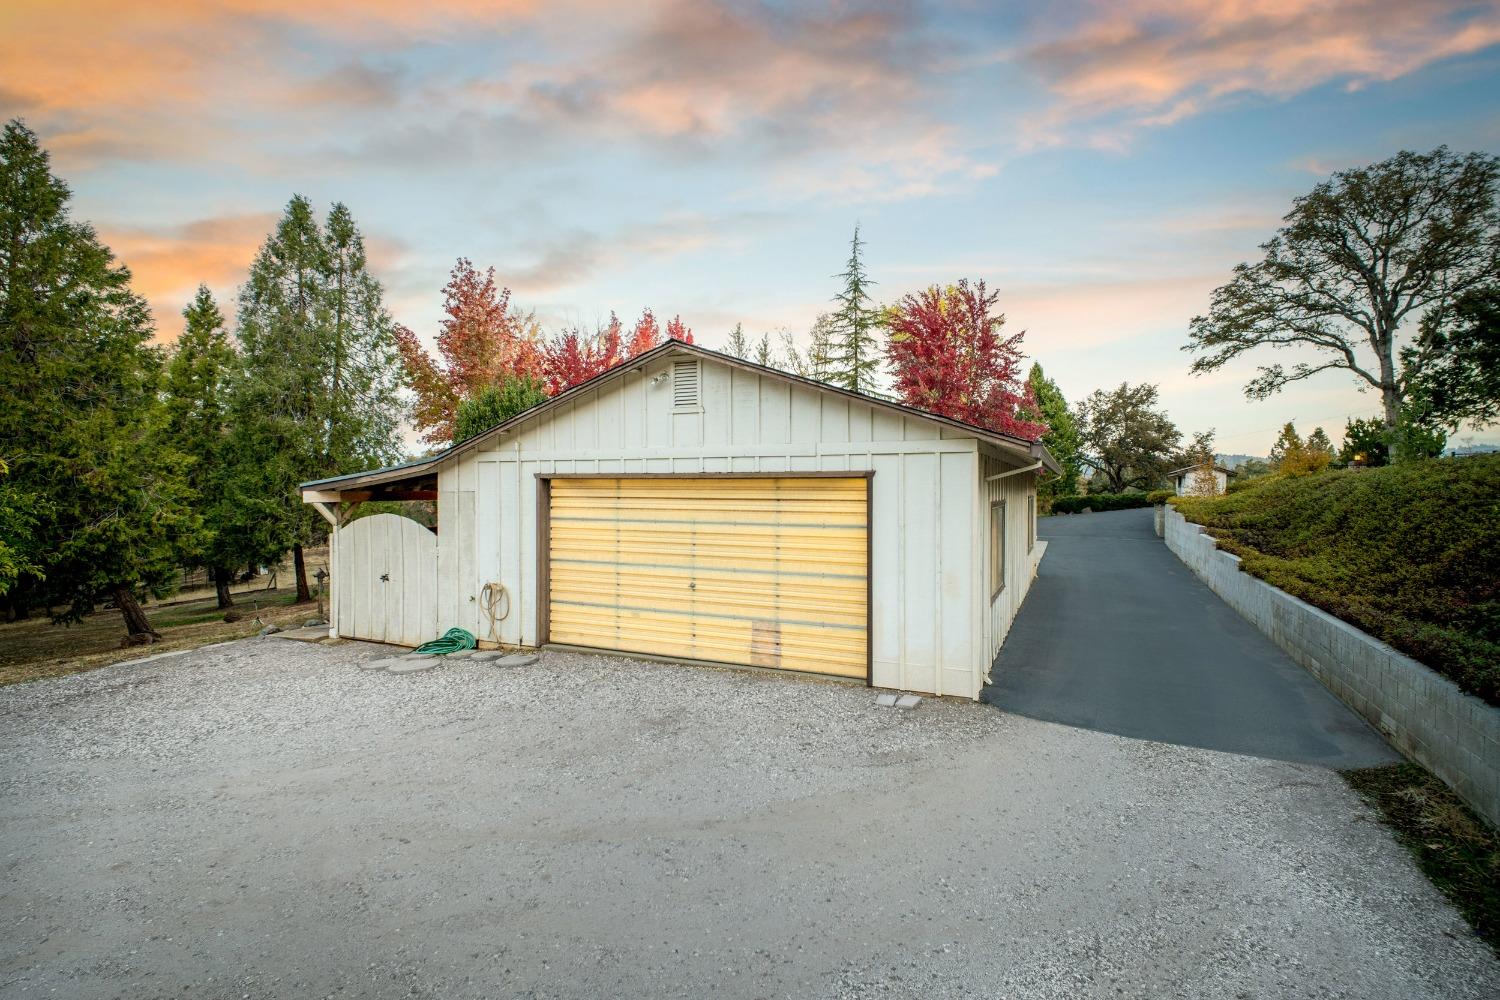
[1,639,1494,999]
[985,507,1396,768]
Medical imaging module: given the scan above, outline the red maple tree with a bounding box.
[394,258,544,444]
[541,313,626,395]
[542,309,694,394]
[885,280,1047,439]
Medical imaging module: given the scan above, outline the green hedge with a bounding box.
[1050,493,1154,514]
[1146,489,1176,505]
[1174,455,1500,706]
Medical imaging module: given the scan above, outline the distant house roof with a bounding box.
[301,340,1061,494]
[1167,463,1233,477]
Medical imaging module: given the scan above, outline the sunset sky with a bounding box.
[4,0,1499,454]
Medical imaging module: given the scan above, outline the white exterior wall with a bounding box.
[1174,470,1228,495]
[434,353,1040,699]
[980,450,1043,665]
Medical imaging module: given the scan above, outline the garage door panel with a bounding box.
[547,608,866,679]
[547,477,868,679]
[547,569,867,626]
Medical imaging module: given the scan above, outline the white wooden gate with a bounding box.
[334,513,438,647]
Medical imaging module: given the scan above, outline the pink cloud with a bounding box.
[1019,0,1500,145]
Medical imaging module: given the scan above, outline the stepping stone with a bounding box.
[360,657,399,671]
[443,650,474,660]
[495,653,539,667]
[400,653,431,662]
[895,694,923,710]
[469,651,502,662]
[388,658,441,674]
[875,693,899,708]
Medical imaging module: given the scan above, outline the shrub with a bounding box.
[1050,493,1154,514]
[1174,455,1500,706]
[1146,489,1175,505]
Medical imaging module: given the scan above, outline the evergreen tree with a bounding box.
[236,196,406,602]
[163,286,263,609]
[454,374,548,442]
[827,226,882,394]
[0,119,199,640]
[724,322,750,359]
[1339,417,1390,467]
[1306,427,1334,462]
[754,332,775,367]
[1024,364,1081,499]
[323,203,405,469]
[806,312,836,382]
[1268,422,1333,475]
[777,331,807,376]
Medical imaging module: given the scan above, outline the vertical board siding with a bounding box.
[981,449,1040,669]
[424,354,1039,697]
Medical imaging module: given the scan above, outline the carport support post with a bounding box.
[309,500,342,639]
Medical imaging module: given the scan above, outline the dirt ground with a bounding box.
[0,638,1496,999]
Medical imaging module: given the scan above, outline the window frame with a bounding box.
[990,499,1006,601]
[1027,494,1036,552]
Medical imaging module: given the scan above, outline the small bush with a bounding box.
[1146,489,1175,505]
[1174,454,1500,705]
[1050,493,1154,514]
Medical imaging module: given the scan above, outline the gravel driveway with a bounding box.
[1,639,1495,999]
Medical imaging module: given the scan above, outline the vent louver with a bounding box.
[672,359,700,409]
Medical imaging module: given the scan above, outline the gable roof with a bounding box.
[301,340,1060,493]
[1168,463,1232,477]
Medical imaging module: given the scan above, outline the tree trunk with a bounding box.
[213,567,235,609]
[113,585,160,645]
[293,544,313,603]
[1382,383,1402,432]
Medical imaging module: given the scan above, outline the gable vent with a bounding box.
[672,359,700,409]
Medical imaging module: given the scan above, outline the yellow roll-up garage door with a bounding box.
[546,476,868,679]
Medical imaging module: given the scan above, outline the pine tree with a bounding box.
[777,331,807,376]
[724,322,750,358]
[1024,364,1082,498]
[754,332,775,367]
[806,312,836,382]
[163,286,265,609]
[0,119,199,639]
[323,203,406,470]
[236,196,406,602]
[827,226,882,394]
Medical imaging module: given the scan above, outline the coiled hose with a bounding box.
[413,627,478,656]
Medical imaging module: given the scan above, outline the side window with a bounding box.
[990,500,1006,600]
[1028,495,1036,551]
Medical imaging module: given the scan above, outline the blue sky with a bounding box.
[4,0,1499,454]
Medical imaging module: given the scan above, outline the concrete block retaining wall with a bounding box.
[1163,506,1500,828]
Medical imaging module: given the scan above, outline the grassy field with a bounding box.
[1173,454,1500,706]
[0,587,323,687]
[0,547,333,687]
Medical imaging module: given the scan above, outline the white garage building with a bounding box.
[301,341,1056,700]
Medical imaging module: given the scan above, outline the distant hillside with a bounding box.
[1216,454,1267,470]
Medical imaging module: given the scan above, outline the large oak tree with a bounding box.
[1186,147,1500,431]
[1074,382,1181,492]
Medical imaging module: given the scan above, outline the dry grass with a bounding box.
[0,588,320,688]
[1345,763,1500,953]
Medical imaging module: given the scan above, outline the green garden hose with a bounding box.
[413,627,478,656]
